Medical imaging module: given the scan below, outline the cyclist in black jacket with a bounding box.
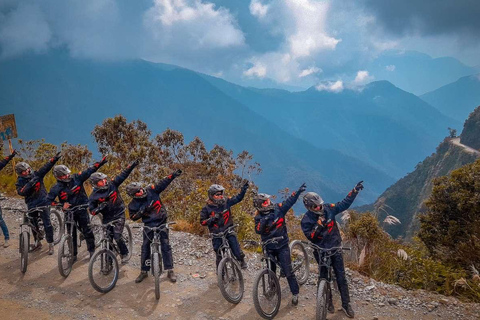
[0,149,16,248]
[200,182,249,269]
[15,152,61,254]
[127,169,182,283]
[88,160,138,264]
[47,156,108,260]
[300,181,364,318]
[253,183,306,306]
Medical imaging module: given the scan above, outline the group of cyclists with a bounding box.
[1,148,364,319]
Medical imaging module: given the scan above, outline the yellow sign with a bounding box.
[0,114,18,140]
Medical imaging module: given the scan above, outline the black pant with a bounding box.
[30,207,54,243]
[267,245,299,295]
[314,250,350,307]
[141,227,173,271]
[212,234,245,268]
[69,209,95,255]
[106,218,128,256]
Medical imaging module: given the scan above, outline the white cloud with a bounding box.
[316,80,344,93]
[145,0,245,50]
[354,70,374,85]
[0,2,51,57]
[249,0,269,19]
[299,66,322,78]
[385,64,396,71]
[243,61,267,78]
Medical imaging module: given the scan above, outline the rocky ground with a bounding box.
[0,197,479,320]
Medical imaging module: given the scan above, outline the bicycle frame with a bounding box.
[20,206,48,248]
[211,224,238,261]
[259,236,285,275]
[98,218,123,255]
[143,222,175,268]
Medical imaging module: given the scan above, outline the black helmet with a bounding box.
[303,192,325,215]
[53,165,72,182]
[126,182,146,198]
[253,193,274,213]
[15,162,33,178]
[90,172,108,190]
[208,184,225,205]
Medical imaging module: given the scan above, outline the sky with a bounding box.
[1,0,479,91]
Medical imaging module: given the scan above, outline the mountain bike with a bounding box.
[88,218,133,293]
[143,221,176,300]
[19,206,63,273]
[252,236,286,319]
[57,204,88,277]
[211,224,244,304]
[308,243,350,320]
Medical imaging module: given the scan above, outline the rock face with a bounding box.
[0,197,480,319]
[359,106,480,239]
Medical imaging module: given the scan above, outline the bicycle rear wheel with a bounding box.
[316,279,328,320]
[88,249,119,293]
[217,257,244,304]
[50,208,63,245]
[20,231,29,274]
[122,224,133,261]
[253,269,281,319]
[289,240,309,285]
[58,235,73,278]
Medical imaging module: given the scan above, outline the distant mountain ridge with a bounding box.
[358,106,480,238]
[0,52,394,206]
[421,74,480,124]
[200,74,459,179]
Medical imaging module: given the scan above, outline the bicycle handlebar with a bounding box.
[26,206,50,215]
[143,221,177,232]
[101,218,124,228]
[261,236,284,247]
[211,224,238,238]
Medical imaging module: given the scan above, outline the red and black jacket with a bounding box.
[47,160,106,208]
[88,163,137,223]
[128,173,177,227]
[254,190,301,250]
[301,189,358,249]
[200,187,247,234]
[15,157,60,209]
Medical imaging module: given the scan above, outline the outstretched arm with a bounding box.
[333,181,363,215]
[153,169,182,194]
[278,183,306,216]
[0,150,16,171]
[77,156,108,182]
[226,181,249,207]
[113,160,139,186]
[36,152,61,178]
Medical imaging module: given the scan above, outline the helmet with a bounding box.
[303,192,325,215]
[208,184,225,205]
[53,165,72,182]
[15,162,33,178]
[126,182,146,198]
[253,193,274,213]
[90,172,108,190]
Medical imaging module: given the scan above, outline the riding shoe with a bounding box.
[135,271,148,283]
[167,270,177,283]
[240,259,247,270]
[3,240,10,248]
[48,243,54,255]
[342,303,355,318]
[121,254,129,264]
[292,294,299,306]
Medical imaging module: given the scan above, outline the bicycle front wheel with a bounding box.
[153,252,161,300]
[88,249,119,293]
[20,231,29,274]
[253,269,281,319]
[58,235,73,278]
[316,279,328,320]
[122,223,133,261]
[217,257,244,304]
[289,240,309,285]
[50,208,63,245]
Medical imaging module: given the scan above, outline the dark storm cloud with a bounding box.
[361,0,480,39]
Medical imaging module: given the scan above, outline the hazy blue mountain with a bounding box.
[367,51,477,96]
[421,74,480,123]
[357,107,480,238]
[0,52,394,205]
[201,74,459,179]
